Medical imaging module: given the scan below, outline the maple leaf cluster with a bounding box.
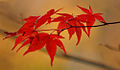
[3,5,106,66]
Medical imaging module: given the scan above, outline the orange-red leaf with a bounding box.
[77,5,91,14]
[94,13,106,22]
[55,39,66,54]
[12,34,28,50]
[74,22,82,45]
[21,33,66,66]
[16,38,31,52]
[35,9,61,29]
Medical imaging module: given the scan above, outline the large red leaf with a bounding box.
[77,5,106,22]
[76,5,106,36]
[46,38,57,66]
[24,33,49,55]
[46,34,66,66]
[21,33,66,66]
[52,13,75,38]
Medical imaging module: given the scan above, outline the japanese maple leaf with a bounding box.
[23,33,66,66]
[3,16,39,40]
[67,19,88,45]
[12,31,39,50]
[50,13,74,37]
[35,8,62,29]
[76,5,106,36]
[51,13,87,45]
[18,16,39,33]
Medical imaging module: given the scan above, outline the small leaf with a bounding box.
[89,5,93,14]
[77,5,91,14]
[94,13,106,22]
[35,9,61,29]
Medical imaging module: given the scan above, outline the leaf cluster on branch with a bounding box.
[3,5,111,66]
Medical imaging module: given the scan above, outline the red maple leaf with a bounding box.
[50,13,74,35]
[23,33,66,66]
[50,13,88,45]
[12,31,39,50]
[49,13,75,39]
[4,32,66,66]
[35,8,62,29]
[67,19,88,45]
[18,16,39,33]
[76,5,106,36]
[3,16,39,40]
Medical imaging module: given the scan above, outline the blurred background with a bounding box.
[0,0,120,70]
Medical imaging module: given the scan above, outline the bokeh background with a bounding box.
[0,0,120,70]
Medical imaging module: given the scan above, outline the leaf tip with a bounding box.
[64,50,67,55]
[11,46,16,51]
[23,51,29,56]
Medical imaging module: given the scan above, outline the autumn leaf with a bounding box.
[23,33,66,66]
[67,20,86,45]
[51,13,87,45]
[76,5,106,36]
[18,16,39,33]
[3,16,39,40]
[50,13,74,36]
[35,9,62,29]
[12,31,39,50]
[16,38,31,52]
